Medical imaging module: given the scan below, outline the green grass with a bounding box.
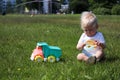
[0,14,120,80]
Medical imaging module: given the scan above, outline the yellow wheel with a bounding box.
[47,56,56,62]
[35,55,44,62]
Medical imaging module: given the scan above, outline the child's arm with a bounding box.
[76,42,86,50]
[76,33,86,50]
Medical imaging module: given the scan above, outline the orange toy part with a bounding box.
[33,46,44,59]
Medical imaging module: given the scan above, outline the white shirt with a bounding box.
[78,32,105,44]
[77,32,105,56]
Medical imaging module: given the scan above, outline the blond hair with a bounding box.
[80,11,98,30]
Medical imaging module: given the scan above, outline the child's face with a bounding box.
[83,26,97,37]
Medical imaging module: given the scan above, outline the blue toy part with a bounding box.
[37,42,48,47]
[46,46,62,59]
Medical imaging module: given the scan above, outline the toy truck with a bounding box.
[30,42,62,62]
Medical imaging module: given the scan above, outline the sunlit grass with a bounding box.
[0,14,120,80]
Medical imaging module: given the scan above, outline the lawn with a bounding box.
[0,14,120,80]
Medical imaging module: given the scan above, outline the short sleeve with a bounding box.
[78,33,86,44]
[97,32,105,44]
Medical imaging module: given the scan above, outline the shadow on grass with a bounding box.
[59,58,66,62]
[59,55,120,64]
[106,56,119,62]
[100,56,120,63]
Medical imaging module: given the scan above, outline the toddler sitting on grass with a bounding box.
[76,11,106,64]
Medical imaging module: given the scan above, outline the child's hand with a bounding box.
[81,43,86,49]
[94,40,105,49]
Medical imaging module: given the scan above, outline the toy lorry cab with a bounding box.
[30,42,62,62]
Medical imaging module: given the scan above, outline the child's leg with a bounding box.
[77,53,97,64]
[77,53,89,61]
[93,50,104,61]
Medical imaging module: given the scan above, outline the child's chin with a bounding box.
[87,35,93,37]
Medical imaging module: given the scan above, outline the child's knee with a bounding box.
[77,53,84,61]
[94,50,104,58]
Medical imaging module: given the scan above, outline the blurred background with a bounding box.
[0,0,120,15]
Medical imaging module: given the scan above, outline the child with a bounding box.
[76,11,105,64]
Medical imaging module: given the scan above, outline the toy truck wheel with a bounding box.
[47,56,56,62]
[35,55,44,62]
